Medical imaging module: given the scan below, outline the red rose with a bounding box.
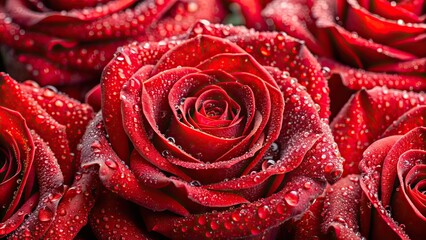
[80,21,343,239]
[0,73,96,239]
[332,87,426,175]
[320,125,426,240]
[0,0,225,99]
[263,0,426,116]
[282,90,426,240]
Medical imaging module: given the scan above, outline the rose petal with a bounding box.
[360,0,424,23]
[89,192,153,240]
[20,81,94,156]
[6,0,136,26]
[9,132,65,239]
[392,150,426,238]
[3,51,98,86]
[145,175,325,239]
[288,196,326,240]
[262,0,322,55]
[312,0,417,67]
[43,170,99,239]
[152,35,246,75]
[102,42,176,161]
[120,72,192,180]
[85,84,101,112]
[332,87,426,175]
[369,57,426,75]
[382,105,426,137]
[359,135,412,240]
[0,107,34,221]
[0,73,80,183]
[321,58,426,91]
[0,193,39,237]
[322,175,363,240]
[81,113,189,216]
[24,0,178,40]
[381,127,426,206]
[343,0,425,47]
[229,0,267,29]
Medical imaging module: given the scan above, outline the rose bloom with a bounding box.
[79,21,344,239]
[0,73,96,239]
[0,0,225,99]
[291,88,426,240]
[263,0,426,116]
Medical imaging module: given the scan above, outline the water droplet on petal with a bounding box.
[190,180,201,187]
[321,67,331,79]
[262,159,276,170]
[260,45,271,56]
[105,159,118,169]
[166,137,176,144]
[198,215,206,225]
[210,221,219,230]
[284,190,299,206]
[257,205,270,219]
[231,212,241,222]
[38,208,54,222]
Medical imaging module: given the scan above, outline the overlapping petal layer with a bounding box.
[263,0,426,118]
[81,22,343,239]
[0,73,95,238]
[0,0,226,98]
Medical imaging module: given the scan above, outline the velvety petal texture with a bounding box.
[80,22,343,239]
[0,73,94,238]
[326,84,426,239]
[263,0,426,118]
[328,128,426,240]
[0,0,226,99]
[332,87,426,176]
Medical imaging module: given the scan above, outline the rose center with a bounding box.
[200,100,228,119]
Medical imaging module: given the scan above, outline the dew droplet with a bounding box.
[166,136,176,144]
[284,190,299,206]
[224,221,232,230]
[189,180,201,187]
[38,208,54,222]
[250,227,261,235]
[161,150,170,157]
[260,45,271,56]
[304,181,312,189]
[276,203,286,214]
[321,67,331,79]
[58,209,67,216]
[105,159,118,169]
[231,212,241,222]
[262,159,276,170]
[257,205,270,219]
[198,215,206,225]
[210,221,219,230]
[270,142,279,152]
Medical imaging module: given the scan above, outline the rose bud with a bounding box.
[0,0,226,99]
[80,21,344,239]
[263,0,426,117]
[0,73,97,239]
